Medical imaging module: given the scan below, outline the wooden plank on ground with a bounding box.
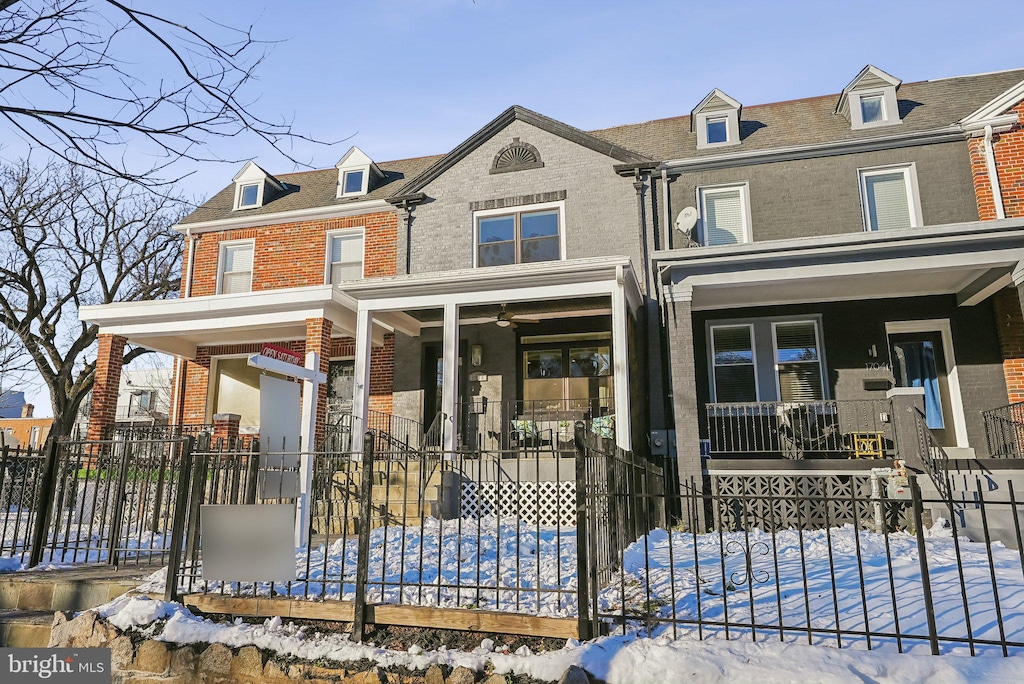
[366,604,578,639]
[170,594,577,639]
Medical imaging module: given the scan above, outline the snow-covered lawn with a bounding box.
[97,594,1024,683]
[138,515,1024,656]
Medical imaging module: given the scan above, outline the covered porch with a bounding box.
[343,257,643,454]
[658,218,1024,478]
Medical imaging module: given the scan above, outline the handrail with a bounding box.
[912,407,953,508]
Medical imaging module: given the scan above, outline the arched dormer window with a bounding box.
[490,138,544,174]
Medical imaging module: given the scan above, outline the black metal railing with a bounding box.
[0,438,191,569]
[705,399,896,460]
[458,398,615,455]
[913,407,953,506]
[982,401,1024,459]
[576,434,1024,657]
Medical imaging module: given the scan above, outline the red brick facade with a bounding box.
[969,102,1024,222]
[87,334,126,440]
[168,209,400,435]
[971,101,1024,400]
[186,212,398,297]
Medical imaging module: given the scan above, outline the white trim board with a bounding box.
[884,319,969,448]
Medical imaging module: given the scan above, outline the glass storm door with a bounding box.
[889,332,955,446]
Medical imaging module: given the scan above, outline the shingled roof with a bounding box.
[182,68,1024,225]
[589,68,1024,161]
[179,155,443,225]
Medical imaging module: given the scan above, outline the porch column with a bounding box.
[304,317,333,449]
[611,284,632,451]
[351,308,374,454]
[1014,265,1024,345]
[87,333,126,441]
[665,284,704,498]
[441,302,459,454]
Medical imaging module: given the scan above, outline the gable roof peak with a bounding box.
[232,160,284,190]
[836,65,902,114]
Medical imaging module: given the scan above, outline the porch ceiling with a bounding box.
[408,296,611,323]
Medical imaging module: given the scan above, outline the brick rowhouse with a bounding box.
[971,101,1024,400]
[173,211,398,432]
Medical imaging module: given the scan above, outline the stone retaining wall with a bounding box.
[48,610,591,684]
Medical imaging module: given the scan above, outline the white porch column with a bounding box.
[441,302,459,453]
[296,350,320,547]
[351,307,374,455]
[611,283,632,451]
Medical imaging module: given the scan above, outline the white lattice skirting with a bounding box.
[460,480,576,527]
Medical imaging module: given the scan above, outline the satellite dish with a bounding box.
[675,207,698,233]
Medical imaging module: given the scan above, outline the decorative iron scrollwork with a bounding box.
[724,539,771,586]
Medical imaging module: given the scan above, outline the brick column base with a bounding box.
[996,287,1024,403]
[212,413,240,446]
[305,318,333,448]
[87,334,127,441]
[665,291,705,523]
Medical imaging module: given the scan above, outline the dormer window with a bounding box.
[692,89,742,149]
[231,160,284,211]
[239,184,259,208]
[836,65,902,130]
[706,116,729,145]
[335,146,383,198]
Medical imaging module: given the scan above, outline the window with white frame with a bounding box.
[342,170,365,196]
[238,184,259,208]
[859,94,885,125]
[327,232,364,283]
[218,241,254,294]
[476,206,561,267]
[699,184,750,246]
[710,325,757,402]
[773,321,825,402]
[859,165,920,232]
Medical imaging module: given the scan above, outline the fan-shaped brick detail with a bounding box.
[490,137,544,174]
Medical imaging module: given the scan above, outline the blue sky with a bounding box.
[6,0,1023,415]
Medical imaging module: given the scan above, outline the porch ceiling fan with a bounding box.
[495,304,540,329]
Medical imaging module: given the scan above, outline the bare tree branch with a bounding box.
[0,1,334,185]
[0,159,184,440]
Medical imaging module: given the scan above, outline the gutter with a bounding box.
[172,199,394,235]
[984,124,1007,220]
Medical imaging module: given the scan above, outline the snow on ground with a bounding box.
[96,594,1024,683]
[139,515,1024,655]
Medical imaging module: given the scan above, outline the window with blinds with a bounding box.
[329,233,364,283]
[774,321,824,401]
[700,186,748,246]
[219,243,253,294]
[861,167,915,232]
[711,325,757,402]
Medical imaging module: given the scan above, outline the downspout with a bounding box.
[984,125,1006,220]
[661,168,671,250]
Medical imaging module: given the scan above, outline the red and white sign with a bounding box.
[260,343,302,366]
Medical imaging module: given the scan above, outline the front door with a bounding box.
[888,331,956,446]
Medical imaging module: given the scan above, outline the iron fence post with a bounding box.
[106,439,133,567]
[352,432,375,642]
[910,475,941,655]
[28,440,61,568]
[573,421,592,641]
[164,437,195,603]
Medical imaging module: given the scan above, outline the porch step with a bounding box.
[943,447,977,459]
[961,508,1024,550]
[0,609,54,647]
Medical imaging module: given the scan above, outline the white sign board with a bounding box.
[201,504,296,582]
[259,374,301,498]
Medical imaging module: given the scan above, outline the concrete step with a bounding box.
[0,609,54,647]
[960,508,1024,549]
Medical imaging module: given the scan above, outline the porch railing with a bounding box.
[457,398,615,455]
[982,401,1024,459]
[705,399,896,460]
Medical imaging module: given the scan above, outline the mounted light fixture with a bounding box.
[471,344,483,367]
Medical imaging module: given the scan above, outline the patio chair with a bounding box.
[774,404,840,459]
[509,419,554,457]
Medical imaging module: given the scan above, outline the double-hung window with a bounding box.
[709,318,827,402]
[773,321,824,402]
[710,325,757,402]
[327,232,364,283]
[706,116,729,144]
[238,184,259,208]
[218,241,254,294]
[859,165,920,232]
[698,184,750,246]
[476,206,561,267]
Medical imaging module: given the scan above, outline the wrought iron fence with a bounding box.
[577,433,1024,657]
[705,399,896,460]
[982,401,1024,459]
[0,438,191,568]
